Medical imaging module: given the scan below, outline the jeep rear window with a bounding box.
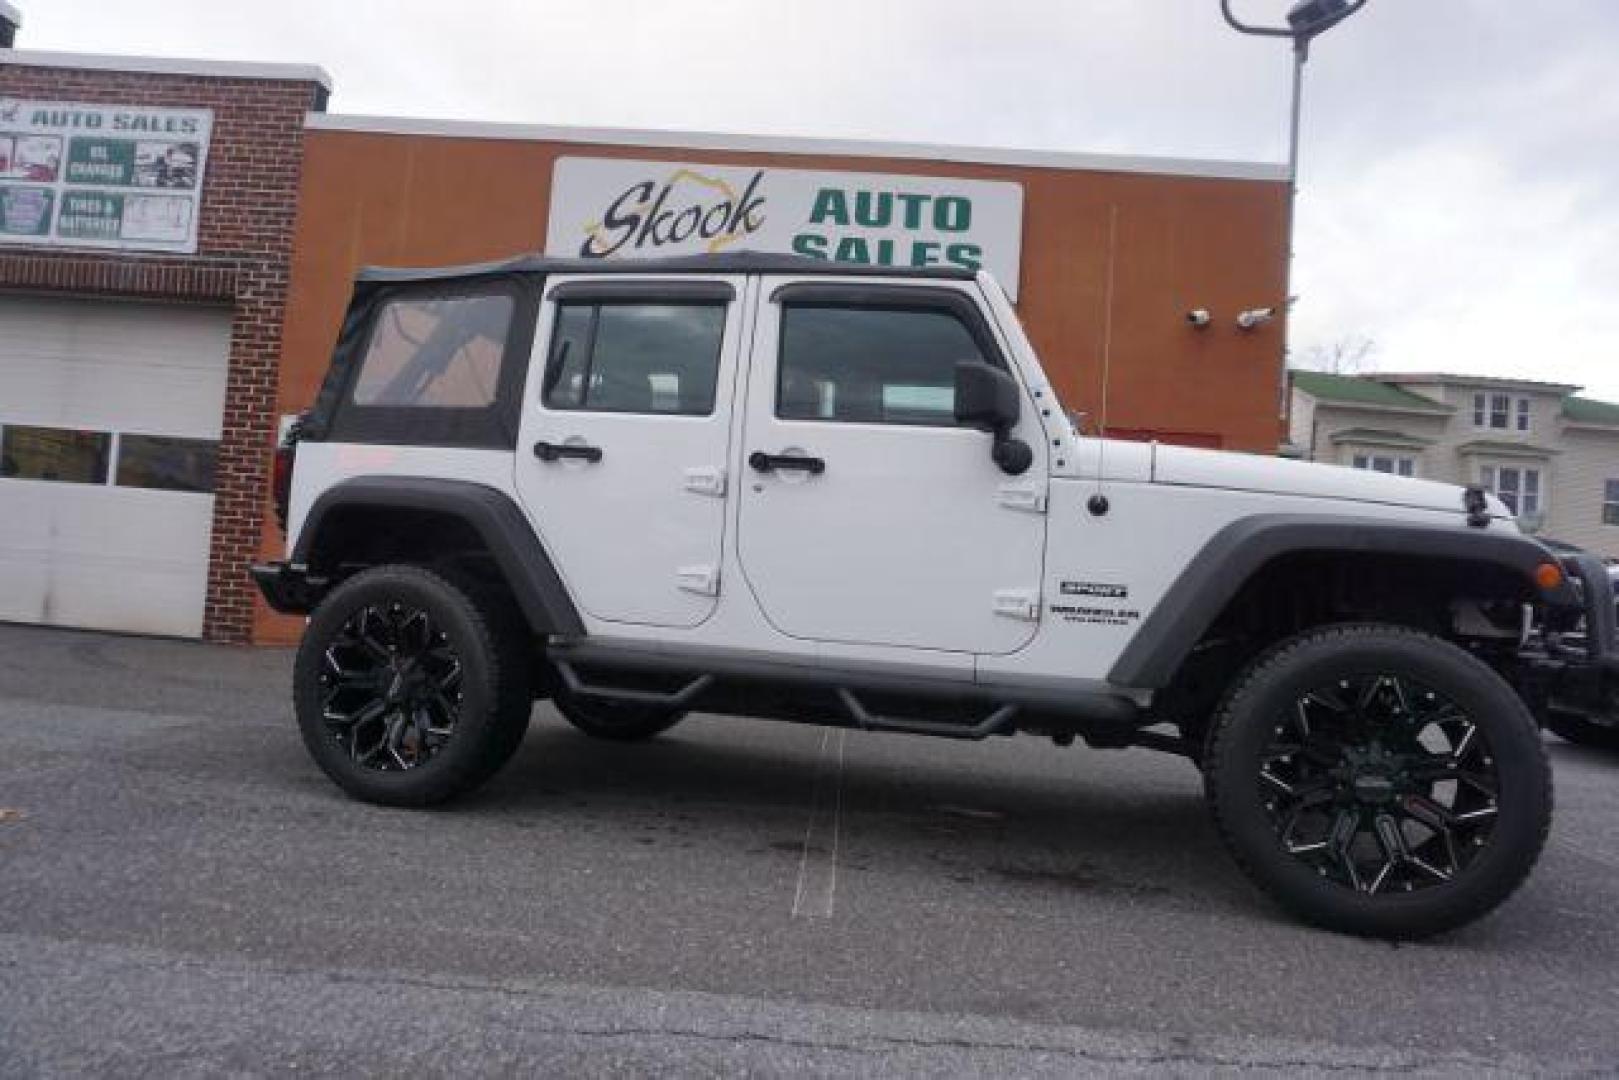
[352,294,514,408]
[541,302,725,416]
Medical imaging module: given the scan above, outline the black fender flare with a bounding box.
[1107,514,1575,690]
[293,476,585,638]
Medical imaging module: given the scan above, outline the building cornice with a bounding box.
[1,47,333,90]
[304,112,1290,182]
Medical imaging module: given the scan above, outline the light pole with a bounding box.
[1220,0,1367,362]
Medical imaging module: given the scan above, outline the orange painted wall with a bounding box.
[256,129,1288,642]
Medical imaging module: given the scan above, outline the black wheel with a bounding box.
[294,565,532,807]
[551,685,686,742]
[1546,709,1619,752]
[1205,623,1552,939]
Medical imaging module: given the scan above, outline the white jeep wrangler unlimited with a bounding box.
[256,253,1619,938]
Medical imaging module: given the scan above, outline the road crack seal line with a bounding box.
[790,728,846,919]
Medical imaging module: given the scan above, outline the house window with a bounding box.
[1604,479,1619,526]
[1472,392,1529,431]
[1351,453,1415,477]
[1482,465,1542,518]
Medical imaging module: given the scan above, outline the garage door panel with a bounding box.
[0,297,229,638]
[0,297,230,438]
[0,482,214,638]
[0,354,229,438]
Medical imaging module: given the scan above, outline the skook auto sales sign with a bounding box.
[545,157,1024,298]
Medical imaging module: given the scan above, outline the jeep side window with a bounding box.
[541,302,725,416]
[777,305,985,426]
[352,294,514,408]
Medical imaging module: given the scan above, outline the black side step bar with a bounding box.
[835,688,1017,739]
[544,640,1140,740]
[553,660,714,708]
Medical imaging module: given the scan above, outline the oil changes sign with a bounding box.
[545,157,1024,299]
[0,99,213,254]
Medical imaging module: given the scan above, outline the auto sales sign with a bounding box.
[0,99,213,254]
[545,157,1025,298]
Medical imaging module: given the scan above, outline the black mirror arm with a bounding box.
[992,436,1033,476]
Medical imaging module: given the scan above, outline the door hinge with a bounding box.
[996,483,1048,514]
[683,467,727,498]
[676,565,721,597]
[993,589,1041,621]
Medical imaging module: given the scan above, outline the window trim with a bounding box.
[1482,463,1544,518]
[1350,452,1416,477]
[1472,391,1532,432]
[1603,478,1619,527]
[770,284,1012,428]
[546,279,735,304]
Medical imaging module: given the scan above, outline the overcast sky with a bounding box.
[16,0,1619,400]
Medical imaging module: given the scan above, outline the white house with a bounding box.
[1288,371,1619,558]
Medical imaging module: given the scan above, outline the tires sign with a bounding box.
[0,99,213,254]
[545,156,1025,299]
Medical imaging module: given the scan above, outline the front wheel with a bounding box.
[1204,623,1551,939]
[293,565,532,807]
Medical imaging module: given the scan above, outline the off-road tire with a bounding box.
[294,565,532,807]
[552,686,686,742]
[1204,622,1552,939]
[1545,709,1619,752]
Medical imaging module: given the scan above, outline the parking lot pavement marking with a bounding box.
[790,728,847,920]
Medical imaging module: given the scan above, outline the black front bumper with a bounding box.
[250,562,328,615]
[1539,553,1619,726]
[1559,553,1619,675]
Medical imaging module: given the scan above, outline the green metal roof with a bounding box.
[1563,396,1619,427]
[1327,427,1435,449]
[1291,371,1450,412]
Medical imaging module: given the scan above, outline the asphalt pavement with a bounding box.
[1,623,1617,1076]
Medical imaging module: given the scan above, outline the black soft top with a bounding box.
[354,251,978,286]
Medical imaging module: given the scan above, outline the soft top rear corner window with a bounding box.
[323,279,536,450]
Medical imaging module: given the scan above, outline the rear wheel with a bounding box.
[294,565,532,806]
[551,685,686,742]
[1205,623,1551,939]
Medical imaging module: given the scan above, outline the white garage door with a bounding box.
[0,296,231,638]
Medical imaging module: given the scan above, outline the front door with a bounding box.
[514,275,745,629]
[736,278,1049,655]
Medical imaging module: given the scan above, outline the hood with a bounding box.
[1148,443,1513,519]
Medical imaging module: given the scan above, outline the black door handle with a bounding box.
[748,451,825,475]
[534,440,603,463]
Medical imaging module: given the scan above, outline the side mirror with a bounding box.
[954,360,1032,476]
[954,361,1021,434]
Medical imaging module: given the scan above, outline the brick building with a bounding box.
[0,46,329,640]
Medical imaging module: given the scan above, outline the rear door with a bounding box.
[514,275,745,629]
[735,277,1049,655]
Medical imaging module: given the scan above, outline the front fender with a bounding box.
[1107,514,1576,690]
